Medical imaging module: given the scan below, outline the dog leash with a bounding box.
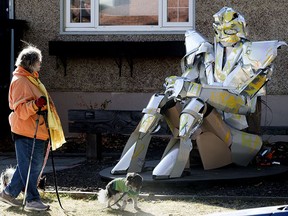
[110,192,128,207]
[50,147,64,210]
[50,149,78,214]
[99,192,128,211]
[43,111,65,211]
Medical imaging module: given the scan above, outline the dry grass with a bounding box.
[0,193,287,216]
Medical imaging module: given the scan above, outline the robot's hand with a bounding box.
[164,76,177,88]
[164,76,190,101]
[164,76,177,99]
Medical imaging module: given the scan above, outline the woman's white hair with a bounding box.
[15,45,42,72]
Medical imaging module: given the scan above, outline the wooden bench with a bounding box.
[68,109,170,160]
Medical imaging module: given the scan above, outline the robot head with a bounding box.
[213,7,247,46]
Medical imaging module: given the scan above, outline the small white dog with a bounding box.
[0,167,46,193]
[0,167,15,192]
[98,172,143,210]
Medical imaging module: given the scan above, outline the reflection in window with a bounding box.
[64,0,194,33]
[70,0,91,23]
[99,0,158,26]
[167,0,189,22]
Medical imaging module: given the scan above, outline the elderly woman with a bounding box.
[0,45,65,211]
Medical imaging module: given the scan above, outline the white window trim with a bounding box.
[65,0,95,28]
[162,0,193,27]
[61,0,195,35]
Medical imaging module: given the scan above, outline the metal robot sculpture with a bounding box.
[111,7,287,179]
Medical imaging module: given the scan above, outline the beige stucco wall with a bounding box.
[14,0,288,94]
[14,0,288,135]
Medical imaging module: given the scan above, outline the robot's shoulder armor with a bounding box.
[185,30,213,56]
[242,40,287,69]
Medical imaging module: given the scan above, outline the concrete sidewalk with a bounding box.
[0,153,86,174]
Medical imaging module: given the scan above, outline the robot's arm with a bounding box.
[164,30,215,102]
[171,77,258,115]
[164,75,254,115]
[164,76,203,104]
[182,30,215,84]
[225,41,287,98]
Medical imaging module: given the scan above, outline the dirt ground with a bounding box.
[0,193,287,216]
[1,136,288,215]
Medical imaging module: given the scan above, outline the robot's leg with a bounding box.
[196,108,232,169]
[229,127,262,166]
[111,94,167,174]
[111,127,152,174]
[196,132,232,169]
[196,108,261,168]
[153,98,206,179]
[153,137,192,179]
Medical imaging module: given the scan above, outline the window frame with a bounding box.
[61,0,195,34]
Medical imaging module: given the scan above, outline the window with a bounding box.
[62,0,195,34]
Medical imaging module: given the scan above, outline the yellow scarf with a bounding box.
[27,73,66,150]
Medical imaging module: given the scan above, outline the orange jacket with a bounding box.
[8,66,49,141]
